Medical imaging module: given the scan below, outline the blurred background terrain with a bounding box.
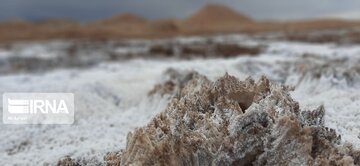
[1,2,360,42]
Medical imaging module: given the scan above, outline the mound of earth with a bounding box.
[104,73,359,166]
[183,3,252,31]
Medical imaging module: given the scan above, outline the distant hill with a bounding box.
[96,13,147,25]
[35,19,78,28]
[0,19,34,28]
[183,3,252,31]
[1,3,360,42]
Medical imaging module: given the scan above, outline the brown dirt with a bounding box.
[182,3,252,32]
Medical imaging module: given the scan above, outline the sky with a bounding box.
[1,0,360,22]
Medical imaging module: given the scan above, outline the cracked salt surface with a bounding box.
[0,35,359,165]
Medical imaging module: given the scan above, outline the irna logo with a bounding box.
[3,93,74,124]
[7,99,69,114]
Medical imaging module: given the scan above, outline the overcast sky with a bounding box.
[1,0,360,22]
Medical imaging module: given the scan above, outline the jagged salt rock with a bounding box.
[105,73,359,166]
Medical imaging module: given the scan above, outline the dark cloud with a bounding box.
[0,0,360,21]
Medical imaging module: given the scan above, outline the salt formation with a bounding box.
[148,68,204,97]
[57,156,102,166]
[236,54,360,87]
[287,55,360,87]
[106,73,359,166]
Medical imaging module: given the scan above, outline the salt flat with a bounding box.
[0,35,359,165]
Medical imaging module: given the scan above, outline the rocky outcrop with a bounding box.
[106,73,360,165]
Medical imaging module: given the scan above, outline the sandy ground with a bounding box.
[0,34,359,165]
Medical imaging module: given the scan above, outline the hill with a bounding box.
[183,3,252,31]
[96,13,147,26]
[2,3,360,42]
